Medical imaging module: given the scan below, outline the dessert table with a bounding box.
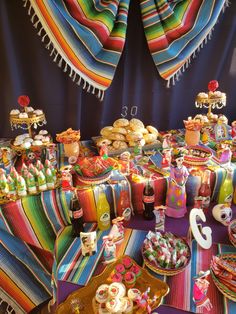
[1,141,236,313]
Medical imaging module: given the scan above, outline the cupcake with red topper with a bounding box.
[122,256,133,269]
[124,271,136,288]
[115,263,126,275]
[110,271,123,283]
[130,264,142,278]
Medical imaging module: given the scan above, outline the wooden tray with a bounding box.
[56,255,169,314]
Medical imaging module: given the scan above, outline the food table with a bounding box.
[1,139,236,314]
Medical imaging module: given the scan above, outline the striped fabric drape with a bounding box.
[23,0,228,98]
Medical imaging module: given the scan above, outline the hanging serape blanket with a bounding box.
[140,0,229,86]
[23,0,228,97]
[23,0,130,100]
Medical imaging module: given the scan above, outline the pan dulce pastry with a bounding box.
[101,126,113,137]
[112,127,127,135]
[126,132,143,142]
[107,133,126,141]
[113,118,129,128]
[112,141,128,150]
[146,125,159,136]
[129,118,144,131]
[144,133,157,143]
[96,138,112,147]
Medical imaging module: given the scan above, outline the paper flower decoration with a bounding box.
[17,95,30,107]
[208,80,219,92]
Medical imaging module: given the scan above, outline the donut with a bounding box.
[113,118,129,128]
[112,141,128,150]
[129,118,144,131]
[100,126,113,137]
[146,125,159,136]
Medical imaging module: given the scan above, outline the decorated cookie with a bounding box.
[95,284,109,304]
[108,282,126,298]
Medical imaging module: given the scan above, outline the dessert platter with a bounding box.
[142,231,191,276]
[56,256,169,314]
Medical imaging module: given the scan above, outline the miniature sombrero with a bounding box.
[193,270,210,280]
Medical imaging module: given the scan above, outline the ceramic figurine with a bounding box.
[193,270,212,312]
[212,203,232,226]
[110,217,125,243]
[165,149,189,218]
[103,235,116,264]
[161,148,172,169]
[17,175,27,197]
[231,121,236,139]
[26,172,37,194]
[38,171,47,191]
[216,141,232,165]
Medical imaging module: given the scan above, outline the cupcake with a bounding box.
[42,136,50,144]
[115,263,126,275]
[10,109,20,117]
[25,106,34,113]
[122,297,133,314]
[39,130,48,135]
[122,257,133,269]
[32,140,43,146]
[108,282,126,298]
[127,288,141,301]
[95,284,109,304]
[34,109,43,115]
[34,134,44,140]
[130,264,142,278]
[111,272,123,283]
[124,271,136,288]
[105,298,122,313]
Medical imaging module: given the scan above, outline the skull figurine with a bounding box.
[212,204,232,226]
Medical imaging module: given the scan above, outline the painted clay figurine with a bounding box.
[165,149,189,218]
[193,270,212,312]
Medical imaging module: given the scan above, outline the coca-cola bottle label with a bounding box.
[70,209,83,219]
[143,195,155,203]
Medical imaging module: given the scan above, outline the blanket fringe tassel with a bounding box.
[22,0,105,101]
[166,0,230,88]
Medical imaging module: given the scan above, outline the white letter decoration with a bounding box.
[189,208,212,249]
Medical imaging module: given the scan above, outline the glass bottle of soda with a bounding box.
[143,178,155,220]
[218,168,234,204]
[116,180,132,224]
[70,191,84,237]
[198,170,211,211]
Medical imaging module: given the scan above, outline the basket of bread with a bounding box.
[93,118,161,156]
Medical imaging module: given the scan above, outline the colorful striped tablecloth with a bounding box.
[55,227,236,313]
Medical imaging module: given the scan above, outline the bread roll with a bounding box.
[100,126,113,137]
[96,137,112,147]
[113,118,129,128]
[144,133,157,143]
[112,127,127,135]
[126,132,143,142]
[107,133,126,141]
[146,125,159,136]
[129,118,144,131]
[112,141,128,150]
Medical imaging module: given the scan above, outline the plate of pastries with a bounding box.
[93,118,161,156]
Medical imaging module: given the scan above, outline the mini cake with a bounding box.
[111,272,123,283]
[130,264,142,278]
[32,140,43,146]
[22,142,31,149]
[34,134,44,140]
[95,284,109,304]
[42,136,50,144]
[115,263,126,274]
[122,257,133,269]
[25,106,34,113]
[10,109,20,117]
[124,272,136,288]
[24,138,33,143]
[108,282,126,298]
[39,130,49,135]
[127,288,141,301]
[34,109,43,115]
[19,112,28,118]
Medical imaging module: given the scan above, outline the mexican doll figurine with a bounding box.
[193,270,212,312]
[165,149,189,218]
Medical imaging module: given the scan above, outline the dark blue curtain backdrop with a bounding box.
[0,0,235,141]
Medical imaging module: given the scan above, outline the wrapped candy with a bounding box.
[17,175,27,197]
[26,172,37,194]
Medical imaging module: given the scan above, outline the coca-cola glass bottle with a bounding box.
[198,170,211,211]
[143,178,155,220]
[70,191,84,237]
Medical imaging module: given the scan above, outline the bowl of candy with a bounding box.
[73,156,117,185]
[228,219,236,247]
[142,231,191,276]
[184,145,213,166]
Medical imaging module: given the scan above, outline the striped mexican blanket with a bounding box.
[23,0,228,96]
[140,0,228,86]
[23,0,130,100]
[55,227,236,313]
